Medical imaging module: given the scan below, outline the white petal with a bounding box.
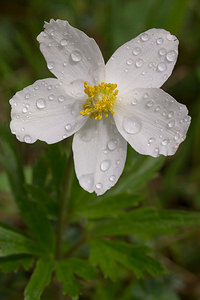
[72,117,127,195]
[10,78,87,144]
[37,19,105,84]
[113,88,191,157]
[105,29,178,93]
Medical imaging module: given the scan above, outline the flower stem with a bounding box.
[55,146,74,260]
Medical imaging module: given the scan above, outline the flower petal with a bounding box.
[106,29,178,93]
[113,88,191,157]
[72,117,127,195]
[10,78,87,144]
[37,19,105,84]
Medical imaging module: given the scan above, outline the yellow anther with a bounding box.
[80,82,118,120]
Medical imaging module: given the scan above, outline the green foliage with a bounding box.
[24,258,54,300]
[90,239,165,280]
[0,255,34,273]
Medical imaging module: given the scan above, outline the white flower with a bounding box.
[10,19,191,195]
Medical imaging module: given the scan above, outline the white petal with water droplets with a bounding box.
[72,117,127,195]
[10,78,87,144]
[105,29,178,93]
[37,19,105,84]
[113,88,190,157]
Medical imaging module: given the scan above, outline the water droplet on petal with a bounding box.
[143,93,149,99]
[22,107,28,113]
[168,120,175,128]
[123,117,142,134]
[131,98,137,105]
[96,183,103,189]
[166,33,176,41]
[146,100,154,108]
[116,160,121,166]
[126,59,133,65]
[36,98,46,109]
[132,47,141,56]
[47,62,54,70]
[79,174,94,190]
[100,160,111,172]
[161,139,169,146]
[109,175,116,182]
[107,139,118,151]
[156,37,164,45]
[58,95,66,102]
[157,62,167,72]
[65,124,72,131]
[48,94,55,101]
[168,111,174,118]
[135,58,143,68]
[25,93,30,99]
[155,105,161,112]
[159,48,167,56]
[140,33,149,41]
[24,135,32,143]
[60,39,68,46]
[70,50,82,62]
[166,50,177,62]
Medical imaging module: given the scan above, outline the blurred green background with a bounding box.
[0,0,200,299]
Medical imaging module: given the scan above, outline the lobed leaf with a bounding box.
[0,254,34,273]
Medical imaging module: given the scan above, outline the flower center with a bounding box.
[80,82,119,120]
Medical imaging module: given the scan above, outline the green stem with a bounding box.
[55,147,74,260]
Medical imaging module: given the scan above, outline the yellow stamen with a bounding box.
[80,82,118,120]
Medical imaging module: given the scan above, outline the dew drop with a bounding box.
[131,98,138,105]
[63,61,67,67]
[96,183,102,189]
[22,107,28,113]
[70,50,82,62]
[123,117,142,134]
[135,58,143,68]
[36,98,46,109]
[24,135,32,143]
[156,37,164,45]
[161,139,169,146]
[140,33,149,41]
[167,33,176,41]
[107,139,118,151]
[58,95,66,102]
[146,100,154,108]
[155,105,161,112]
[148,62,153,68]
[109,175,116,182]
[79,174,94,190]
[116,159,121,166]
[100,160,111,172]
[48,94,55,101]
[126,58,133,65]
[168,111,174,118]
[60,39,68,46]
[159,48,167,56]
[168,120,175,128]
[65,124,72,131]
[157,62,167,72]
[25,93,30,99]
[47,62,54,70]
[148,137,155,144]
[132,47,141,56]
[166,50,177,62]
[143,93,149,99]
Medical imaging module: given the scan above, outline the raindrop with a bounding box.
[140,33,149,41]
[109,175,116,182]
[155,105,161,112]
[116,159,121,166]
[65,124,72,131]
[143,93,149,99]
[159,48,167,56]
[42,32,47,38]
[63,61,67,67]
[148,137,155,144]
[24,135,32,143]
[21,127,25,132]
[132,47,141,56]
[96,183,102,189]
[123,117,142,134]
[166,50,177,62]
[131,98,137,105]
[100,160,111,172]
[58,95,66,102]
[47,85,52,90]
[107,139,118,151]
[60,39,68,46]
[126,59,133,65]
[70,50,82,62]
[168,111,174,118]
[47,62,54,70]
[22,107,28,113]
[36,98,46,109]
[168,120,175,128]
[79,174,94,190]
[25,93,30,99]
[48,94,55,101]
[161,139,169,146]
[146,100,154,108]
[157,62,167,72]
[156,38,164,45]
[135,58,143,68]
[166,33,176,41]
[148,62,153,68]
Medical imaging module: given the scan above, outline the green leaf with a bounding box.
[55,258,96,297]
[0,254,34,273]
[32,154,48,187]
[25,258,54,300]
[95,208,200,237]
[90,239,165,279]
[75,193,143,219]
[0,224,43,256]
